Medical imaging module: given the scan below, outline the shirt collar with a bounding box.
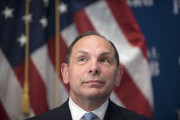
[69,97,109,120]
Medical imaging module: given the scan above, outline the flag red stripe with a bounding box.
[47,36,70,91]
[0,100,9,120]
[13,60,49,115]
[106,0,148,59]
[114,65,153,117]
[13,62,25,87]
[74,9,95,33]
[29,60,49,114]
[59,35,70,92]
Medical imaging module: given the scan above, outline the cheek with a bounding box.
[68,67,85,83]
[104,69,117,83]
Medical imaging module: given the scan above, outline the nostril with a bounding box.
[89,70,99,74]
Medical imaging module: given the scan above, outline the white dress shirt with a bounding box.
[69,97,109,120]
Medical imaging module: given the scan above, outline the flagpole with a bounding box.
[22,0,30,115]
[55,0,60,107]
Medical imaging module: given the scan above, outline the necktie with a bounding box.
[81,112,99,120]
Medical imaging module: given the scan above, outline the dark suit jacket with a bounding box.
[27,99,152,120]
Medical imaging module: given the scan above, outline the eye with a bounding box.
[100,58,108,63]
[79,57,86,62]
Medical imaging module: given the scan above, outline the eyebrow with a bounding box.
[76,50,89,55]
[74,50,89,58]
[99,52,112,57]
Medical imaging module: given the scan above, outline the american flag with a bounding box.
[0,0,153,119]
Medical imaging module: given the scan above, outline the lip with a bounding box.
[83,80,104,86]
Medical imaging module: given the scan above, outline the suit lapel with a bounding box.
[103,100,126,120]
[55,99,72,120]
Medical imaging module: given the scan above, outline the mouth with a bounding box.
[83,80,104,87]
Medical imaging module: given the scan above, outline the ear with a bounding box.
[61,63,69,84]
[115,65,123,87]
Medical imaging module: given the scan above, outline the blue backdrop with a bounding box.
[128,0,180,120]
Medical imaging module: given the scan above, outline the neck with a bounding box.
[70,94,109,111]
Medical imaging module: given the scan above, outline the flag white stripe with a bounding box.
[31,44,56,109]
[61,23,78,47]
[31,44,69,108]
[85,0,153,106]
[27,109,35,119]
[59,78,69,105]
[110,91,124,107]
[0,48,34,120]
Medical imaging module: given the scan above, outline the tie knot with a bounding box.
[81,112,99,120]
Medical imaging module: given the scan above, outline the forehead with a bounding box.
[72,35,114,52]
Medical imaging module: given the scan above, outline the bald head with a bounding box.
[65,31,120,67]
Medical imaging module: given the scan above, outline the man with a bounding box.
[28,31,152,120]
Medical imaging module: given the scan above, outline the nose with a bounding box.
[89,60,100,75]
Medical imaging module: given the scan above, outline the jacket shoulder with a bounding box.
[104,100,153,120]
[26,100,72,120]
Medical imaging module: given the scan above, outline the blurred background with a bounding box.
[0,0,179,120]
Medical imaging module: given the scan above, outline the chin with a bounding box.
[84,91,106,99]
